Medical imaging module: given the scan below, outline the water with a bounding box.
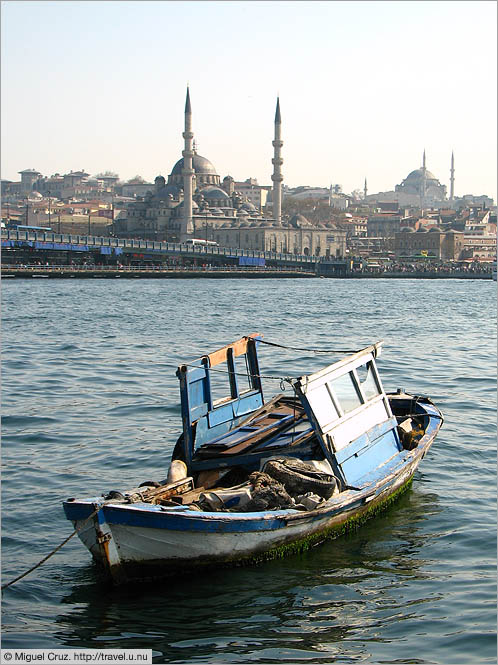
[1,277,496,664]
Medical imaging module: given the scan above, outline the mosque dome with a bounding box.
[171,154,218,177]
[417,226,428,232]
[240,201,257,213]
[405,168,438,183]
[401,227,415,233]
[289,214,312,228]
[156,183,182,199]
[428,227,441,232]
[200,186,230,200]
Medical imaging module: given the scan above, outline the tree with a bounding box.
[96,171,119,179]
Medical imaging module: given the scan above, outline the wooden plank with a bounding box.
[206,333,261,367]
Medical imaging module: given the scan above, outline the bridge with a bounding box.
[1,228,321,269]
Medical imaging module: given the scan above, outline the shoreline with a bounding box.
[1,267,492,280]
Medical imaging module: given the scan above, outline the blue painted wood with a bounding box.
[334,416,400,465]
[340,430,401,486]
[176,337,265,471]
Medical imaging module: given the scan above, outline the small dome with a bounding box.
[428,227,441,232]
[240,201,257,212]
[199,186,230,200]
[401,226,415,233]
[289,213,312,228]
[417,226,428,233]
[156,183,182,198]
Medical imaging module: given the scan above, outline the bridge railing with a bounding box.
[2,264,313,273]
[1,229,318,265]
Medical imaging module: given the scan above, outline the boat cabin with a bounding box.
[176,335,403,491]
[293,342,403,488]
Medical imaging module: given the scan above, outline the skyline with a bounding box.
[1,1,497,201]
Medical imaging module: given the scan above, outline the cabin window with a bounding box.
[355,362,381,400]
[306,383,341,424]
[331,372,362,413]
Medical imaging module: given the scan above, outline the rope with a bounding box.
[253,338,359,355]
[1,504,103,591]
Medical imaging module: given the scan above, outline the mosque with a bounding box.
[364,151,454,208]
[115,90,347,258]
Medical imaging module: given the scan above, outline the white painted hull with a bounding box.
[70,452,419,583]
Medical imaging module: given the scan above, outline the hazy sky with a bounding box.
[1,0,496,200]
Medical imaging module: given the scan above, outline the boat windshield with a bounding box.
[330,373,362,413]
[356,362,381,401]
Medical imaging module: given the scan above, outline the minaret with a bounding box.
[271,97,283,225]
[421,149,427,200]
[364,177,368,199]
[182,87,194,235]
[450,151,455,202]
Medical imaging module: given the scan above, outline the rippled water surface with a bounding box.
[1,278,496,664]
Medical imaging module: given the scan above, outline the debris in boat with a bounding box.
[245,471,295,511]
[398,417,425,450]
[197,484,253,511]
[262,458,338,498]
[295,492,326,511]
[166,459,188,483]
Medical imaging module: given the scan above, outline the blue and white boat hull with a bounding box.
[64,423,437,584]
[63,336,443,585]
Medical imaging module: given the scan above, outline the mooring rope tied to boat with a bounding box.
[1,505,103,591]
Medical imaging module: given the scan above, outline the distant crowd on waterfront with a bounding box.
[353,261,493,275]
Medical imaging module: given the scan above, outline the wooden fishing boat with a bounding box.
[63,334,443,584]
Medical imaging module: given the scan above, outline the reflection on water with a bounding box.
[51,488,442,663]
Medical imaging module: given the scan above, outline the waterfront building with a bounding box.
[213,215,347,257]
[394,227,464,261]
